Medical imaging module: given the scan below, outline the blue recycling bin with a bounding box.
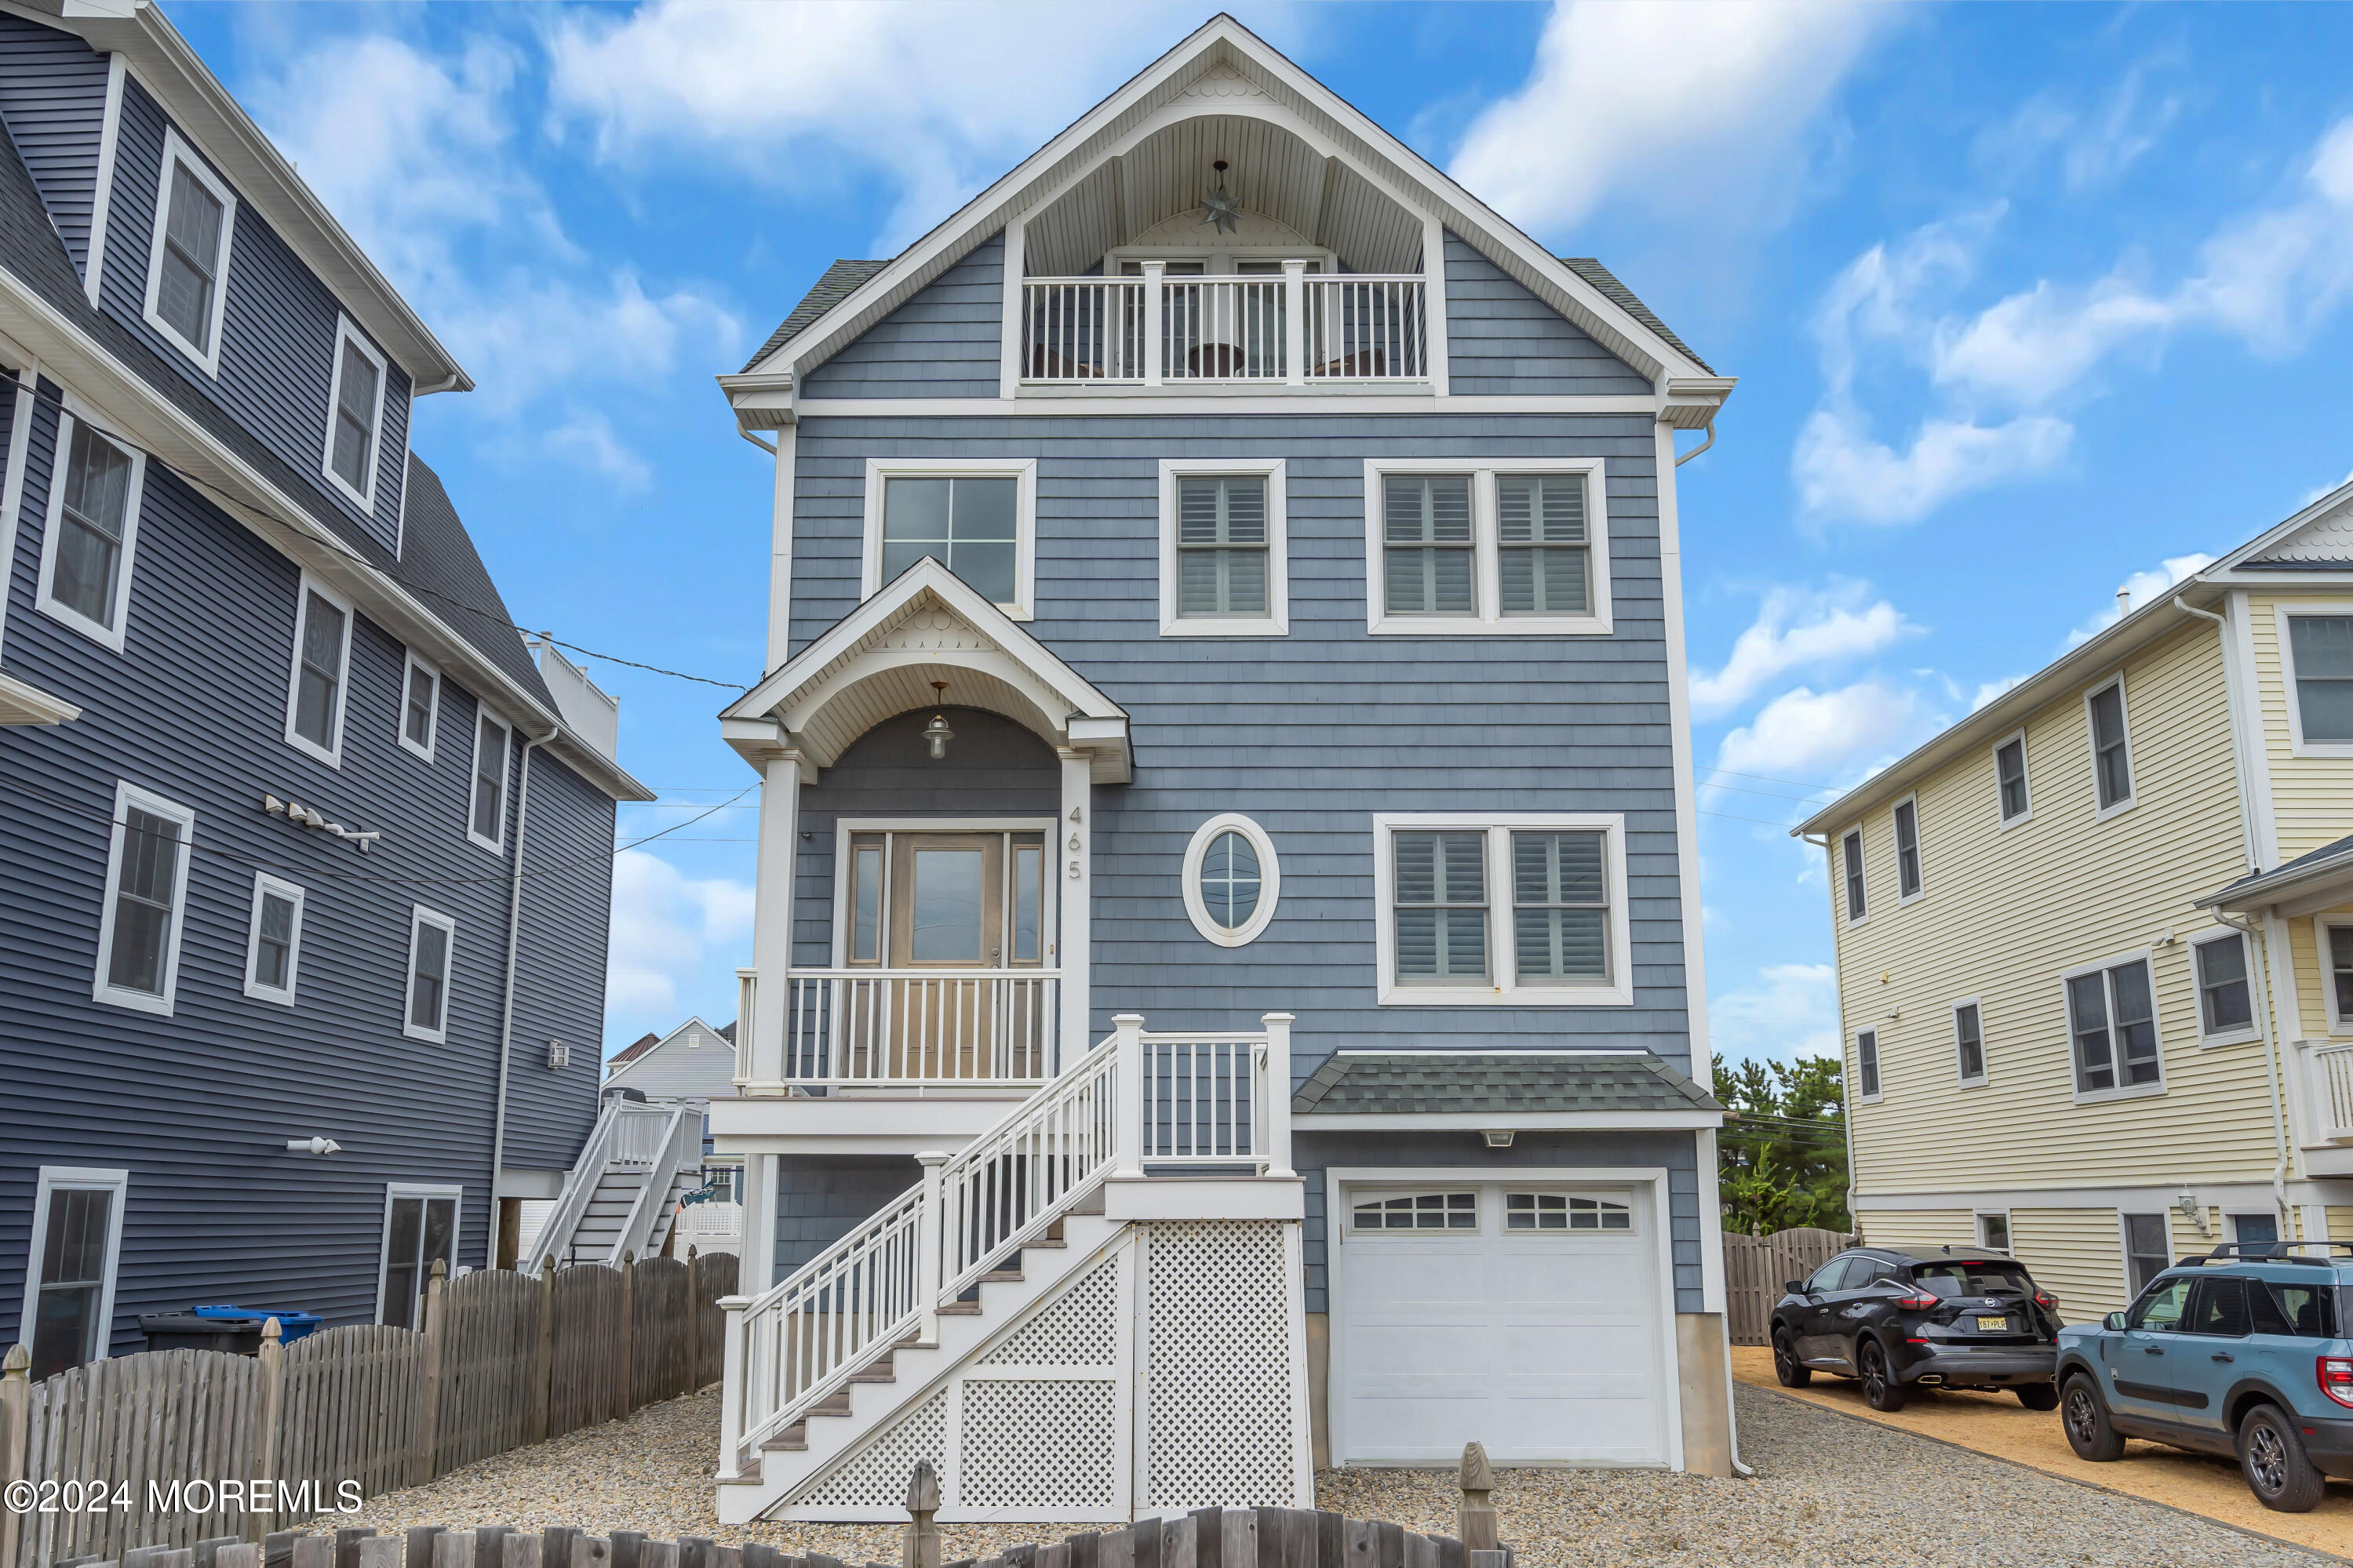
[190,1303,323,1344]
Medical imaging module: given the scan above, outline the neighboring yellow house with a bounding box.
[1796,480,2353,1319]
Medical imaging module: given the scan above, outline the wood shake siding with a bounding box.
[1441,235,1653,397]
[1834,621,2275,1194]
[799,233,1004,400]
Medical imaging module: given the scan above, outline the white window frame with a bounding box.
[1853,1028,1881,1104]
[17,1166,130,1366]
[2317,916,2353,1038]
[1838,825,1867,926]
[2273,602,2353,758]
[825,817,1061,966]
[2225,1208,2283,1249]
[1993,726,2032,830]
[1360,457,1612,635]
[860,457,1037,620]
[320,315,390,511]
[2082,673,2137,822]
[1180,812,1280,948]
[282,572,355,766]
[1156,457,1288,636]
[2188,927,2261,1047]
[1974,1210,2012,1251]
[2062,946,2166,1104]
[1952,996,1988,1087]
[1891,792,1925,904]
[375,1182,463,1326]
[34,404,149,653]
[402,904,458,1044]
[241,870,305,1006]
[399,649,439,763]
[1371,813,1634,1006]
[466,706,514,854]
[2118,1210,2173,1297]
[93,780,195,1016]
[140,126,236,377]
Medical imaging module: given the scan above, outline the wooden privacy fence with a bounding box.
[0,1250,741,1568]
[1722,1226,1853,1346]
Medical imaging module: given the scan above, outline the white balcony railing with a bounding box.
[780,970,1058,1086]
[675,1200,745,1246]
[1141,1030,1278,1164]
[1020,264,1428,386]
[2300,1039,2353,1143]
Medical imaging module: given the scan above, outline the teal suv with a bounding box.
[2056,1242,2353,1512]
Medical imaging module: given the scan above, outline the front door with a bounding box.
[846,830,1049,1080]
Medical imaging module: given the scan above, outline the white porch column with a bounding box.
[1259,1013,1295,1179]
[748,749,803,1090]
[1281,260,1306,387]
[1059,749,1093,1069]
[1142,260,1166,387]
[742,1151,779,1292]
[1113,1013,1146,1179]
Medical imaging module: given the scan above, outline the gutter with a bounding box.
[486,726,556,1265]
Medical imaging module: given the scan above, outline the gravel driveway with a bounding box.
[336,1384,2341,1568]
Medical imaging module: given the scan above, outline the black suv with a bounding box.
[1771,1245,2062,1411]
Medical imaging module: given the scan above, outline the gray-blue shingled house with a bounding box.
[0,2,650,1377]
[702,16,1739,1526]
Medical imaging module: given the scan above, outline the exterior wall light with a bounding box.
[923,682,956,760]
[286,1137,341,1155]
[1482,1130,1515,1148]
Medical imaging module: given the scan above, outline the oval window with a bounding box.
[1182,814,1279,946]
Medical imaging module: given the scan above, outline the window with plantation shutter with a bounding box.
[1512,830,1608,982]
[142,130,235,371]
[1496,474,1589,615]
[1176,475,1268,616]
[1393,829,1488,981]
[1364,460,1611,634]
[1377,817,1631,1003]
[1383,475,1475,615]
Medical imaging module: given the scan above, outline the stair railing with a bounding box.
[524,1097,626,1274]
[612,1101,698,1264]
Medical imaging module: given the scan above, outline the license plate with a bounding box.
[1976,1315,2010,1333]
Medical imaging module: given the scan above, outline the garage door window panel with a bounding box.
[1351,1191,1477,1231]
[1505,1192,1631,1231]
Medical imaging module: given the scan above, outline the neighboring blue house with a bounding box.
[0,3,650,1377]
[705,18,1738,1526]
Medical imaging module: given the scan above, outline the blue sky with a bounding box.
[169,1,2353,1058]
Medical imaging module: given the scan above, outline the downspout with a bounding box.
[1674,422,1716,467]
[486,723,559,1268]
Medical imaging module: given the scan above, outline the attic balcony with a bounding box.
[1021,262,1427,387]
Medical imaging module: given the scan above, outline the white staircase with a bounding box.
[715,1013,1310,1524]
[530,1097,703,1269]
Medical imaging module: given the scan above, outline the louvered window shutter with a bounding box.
[1176,476,1269,616]
[1382,475,1474,614]
[1497,474,1590,615]
[1393,829,1489,980]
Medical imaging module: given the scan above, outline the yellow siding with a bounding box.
[1832,621,2277,1196]
[2246,593,2353,861]
[2286,901,2353,1040]
[1854,1210,1976,1250]
[2332,1206,2353,1242]
[2012,1207,2140,1319]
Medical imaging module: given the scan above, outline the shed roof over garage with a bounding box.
[1292,1051,1721,1116]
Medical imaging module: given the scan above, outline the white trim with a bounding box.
[859,457,1036,620]
[1179,813,1280,947]
[791,394,1665,419]
[93,780,195,1016]
[1852,1027,1881,1104]
[1323,1166,1683,1473]
[82,54,127,308]
[2061,946,2165,1104]
[823,817,1062,967]
[392,384,416,560]
[466,705,513,854]
[34,404,148,653]
[319,315,389,512]
[1156,458,1288,636]
[1370,813,1634,1006]
[2188,926,2263,1046]
[1974,1209,2014,1251]
[2231,591,2282,869]
[375,1182,464,1326]
[1891,791,1925,904]
[402,904,457,1044]
[1294,1108,1722,1131]
[1992,726,2033,831]
[140,125,236,377]
[1360,457,1612,636]
[2224,1206,2283,1246]
[2082,671,2137,822]
[1838,824,1867,926]
[17,1166,130,1367]
[764,424,798,670]
[240,870,305,1006]
[282,571,355,766]
[2318,916,2353,1038]
[2271,601,2353,759]
[1951,996,1988,1088]
[1652,422,1710,1095]
[1849,1178,2349,1212]
[2118,1208,2173,1297]
[0,363,38,649]
[398,649,439,763]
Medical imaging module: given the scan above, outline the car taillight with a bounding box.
[1896,1293,1940,1309]
[2321,1356,2353,1410]
[2034,1290,2057,1310]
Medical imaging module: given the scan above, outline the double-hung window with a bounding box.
[2065,951,2163,1097]
[35,413,148,651]
[1840,828,1867,924]
[1159,461,1287,634]
[2329,924,2353,1034]
[141,129,235,373]
[1855,1028,1881,1101]
[2192,930,2256,1042]
[94,783,195,1016]
[2281,611,2353,752]
[404,907,457,1043]
[1363,460,1611,634]
[863,460,1034,617]
[322,318,388,510]
[1954,1000,1986,1085]
[468,708,512,853]
[22,1167,129,1379]
[283,577,354,765]
[242,872,304,1006]
[1892,796,1923,900]
[2085,677,2135,816]
[1375,815,1631,1004]
[1994,729,2031,824]
[399,653,439,762]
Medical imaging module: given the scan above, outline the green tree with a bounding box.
[1712,1052,1851,1236]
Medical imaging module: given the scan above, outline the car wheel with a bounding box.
[2238,1404,2327,1513]
[2060,1374,2125,1462]
[2016,1382,2060,1411]
[1772,1328,1811,1388]
[1859,1338,1907,1412]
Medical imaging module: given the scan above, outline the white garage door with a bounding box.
[1333,1182,1670,1467]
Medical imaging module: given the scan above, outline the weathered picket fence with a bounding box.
[1721,1225,1852,1346]
[0,1251,739,1568]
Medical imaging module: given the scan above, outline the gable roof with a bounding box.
[742,259,889,377]
[1560,258,1709,376]
[738,15,1719,395]
[606,1031,662,1070]
[1291,1050,1722,1117]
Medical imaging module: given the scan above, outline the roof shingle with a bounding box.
[1291,1052,1721,1116]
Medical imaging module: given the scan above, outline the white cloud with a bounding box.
[1449,0,1893,233]
[1793,405,2071,525]
[546,409,654,490]
[1971,676,2027,711]
[1691,583,1913,719]
[2064,551,2216,646]
[1712,962,1841,1061]
[1714,680,1932,787]
[606,848,755,1020]
[1975,64,2183,191]
[2304,466,2353,507]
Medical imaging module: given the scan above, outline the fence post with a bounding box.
[531,1258,555,1444]
[1258,1013,1295,1178]
[1113,1013,1146,1178]
[252,1318,286,1542]
[901,1459,942,1568]
[1457,1442,1497,1555]
[914,1153,947,1346]
[686,1247,702,1393]
[714,1296,750,1483]
[1,1342,29,1568]
[617,1253,636,1422]
[414,1261,448,1485]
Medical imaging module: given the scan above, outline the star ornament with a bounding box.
[1200,181,1243,235]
